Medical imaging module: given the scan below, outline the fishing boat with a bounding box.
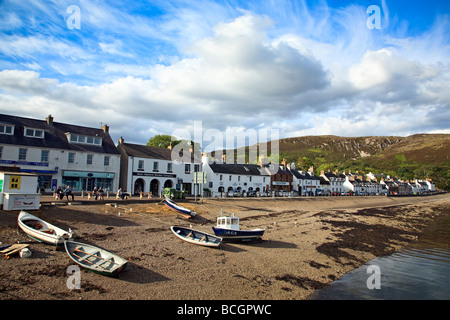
[64,240,128,277]
[17,211,74,245]
[212,214,265,241]
[164,197,197,219]
[170,226,222,248]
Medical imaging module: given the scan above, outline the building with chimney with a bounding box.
[117,138,202,196]
[0,113,120,193]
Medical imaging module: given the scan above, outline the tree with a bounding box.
[297,156,314,170]
[147,135,180,148]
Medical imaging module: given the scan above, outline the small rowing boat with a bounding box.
[164,197,197,219]
[170,226,222,248]
[17,211,74,245]
[64,240,127,277]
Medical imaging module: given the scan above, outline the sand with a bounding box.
[0,193,449,300]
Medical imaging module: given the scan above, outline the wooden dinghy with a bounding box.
[170,226,222,248]
[64,240,127,277]
[17,211,74,245]
[164,197,197,219]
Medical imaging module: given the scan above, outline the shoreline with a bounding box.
[1,193,449,300]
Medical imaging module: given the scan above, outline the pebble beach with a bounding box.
[0,193,449,300]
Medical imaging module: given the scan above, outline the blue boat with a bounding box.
[212,214,265,241]
[164,197,197,219]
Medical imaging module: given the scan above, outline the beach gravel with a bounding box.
[0,193,449,300]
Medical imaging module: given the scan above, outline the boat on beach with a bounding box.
[164,197,197,219]
[170,226,222,248]
[212,214,265,241]
[64,240,128,277]
[17,211,74,245]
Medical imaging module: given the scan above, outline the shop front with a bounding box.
[62,170,115,192]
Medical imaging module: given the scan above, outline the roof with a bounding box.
[0,113,119,154]
[119,142,201,163]
[208,162,264,176]
[290,169,320,180]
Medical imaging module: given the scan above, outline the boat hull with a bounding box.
[171,226,222,248]
[212,226,265,240]
[17,211,73,245]
[164,198,196,218]
[64,240,127,277]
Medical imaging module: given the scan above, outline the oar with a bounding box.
[74,247,120,265]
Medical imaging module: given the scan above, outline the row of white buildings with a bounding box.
[0,114,435,197]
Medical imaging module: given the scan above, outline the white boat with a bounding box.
[17,211,74,245]
[212,214,265,241]
[170,226,222,248]
[164,197,197,219]
[64,240,128,277]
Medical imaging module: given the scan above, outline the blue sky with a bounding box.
[0,0,449,148]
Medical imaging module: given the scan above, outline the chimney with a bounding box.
[46,114,53,125]
[102,124,109,133]
[118,136,124,145]
[222,154,226,164]
[320,170,325,176]
[168,142,172,150]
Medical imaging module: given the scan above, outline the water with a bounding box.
[309,214,450,300]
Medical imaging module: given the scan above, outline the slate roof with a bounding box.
[208,162,265,176]
[0,113,119,154]
[290,169,320,180]
[119,142,202,163]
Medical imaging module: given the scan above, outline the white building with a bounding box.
[320,170,345,195]
[202,158,270,196]
[117,138,202,196]
[0,114,120,193]
[290,168,320,195]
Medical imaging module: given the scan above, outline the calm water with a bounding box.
[309,213,450,300]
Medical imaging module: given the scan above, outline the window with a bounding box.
[66,133,102,146]
[229,175,232,181]
[185,164,190,173]
[220,175,223,181]
[104,156,110,166]
[138,160,144,170]
[0,146,3,159]
[24,128,44,138]
[0,124,14,135]
[194,164,200,172]
[18,148,27,160]
[238,176,240,182]
[167,162,172,173]
[41,150,49,162]
[87,154,93,165]
[10,176,21,189]
[68,152,75,164]
[153,161,159,172]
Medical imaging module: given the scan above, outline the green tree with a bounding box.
[147,135,180,148]
[297,156,314,170]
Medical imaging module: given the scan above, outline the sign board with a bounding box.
[3,193,41,211]
[194,172,207,184]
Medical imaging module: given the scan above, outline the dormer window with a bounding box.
[0,124,14,135]
[24,127,44,138]
[66,133,102,146]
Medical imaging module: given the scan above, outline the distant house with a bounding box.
[290,167,320,195]
[202,159,269,196]
[320,170,344,195]
[0,113,120,193]
[263,163,293,194]
[117,138,202,196]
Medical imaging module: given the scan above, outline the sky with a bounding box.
[0,0,449,149]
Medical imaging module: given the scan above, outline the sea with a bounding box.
[308,212,450,300]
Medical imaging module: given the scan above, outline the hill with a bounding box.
[211,134,450,190]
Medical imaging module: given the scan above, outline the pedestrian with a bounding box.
[65,186,74,201]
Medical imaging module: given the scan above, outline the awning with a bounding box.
[63,170,115,178]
